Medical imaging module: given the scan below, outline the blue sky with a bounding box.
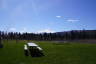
[0,0,96,33]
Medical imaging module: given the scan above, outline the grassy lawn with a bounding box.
[0,40,96,64]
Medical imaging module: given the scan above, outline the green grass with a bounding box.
[0,40,96,64]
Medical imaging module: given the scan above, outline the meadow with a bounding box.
[0,40,96,64]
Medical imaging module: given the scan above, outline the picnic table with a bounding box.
[24,42,44,57]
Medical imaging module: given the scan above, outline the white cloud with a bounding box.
[9,28,16,32]
[66,19,80,22]
[56,16,62,18]
[8,27,32,33]
[37,29,55,33]
[20,28,27,33]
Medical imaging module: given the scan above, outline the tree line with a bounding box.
[0,30,96,41]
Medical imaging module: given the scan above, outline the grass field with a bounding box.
[0,40,96,64]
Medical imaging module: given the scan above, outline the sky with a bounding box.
[0,0,96,33]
